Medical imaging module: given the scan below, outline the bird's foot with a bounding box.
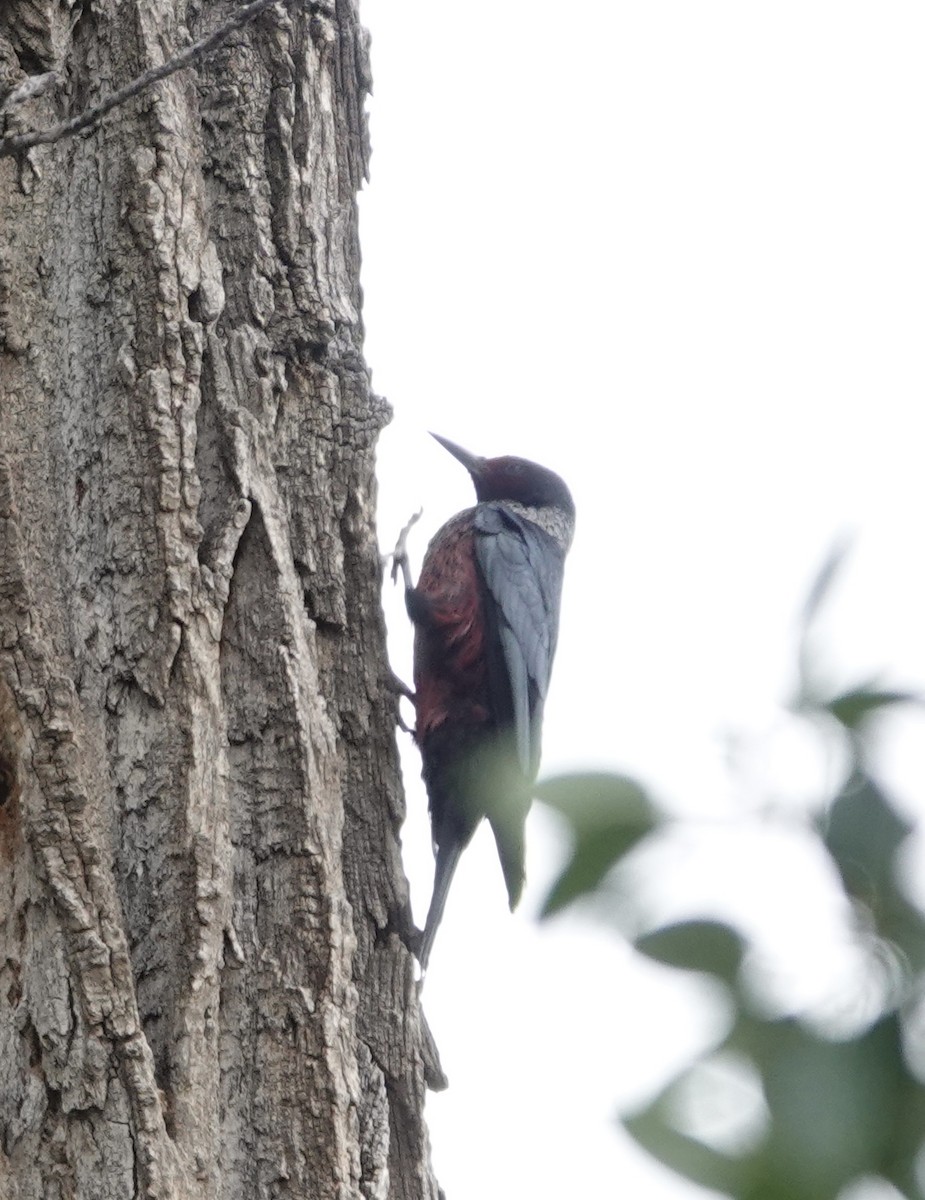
[389,508,422,590]
[386,667,415,703]
[385,668,416,733]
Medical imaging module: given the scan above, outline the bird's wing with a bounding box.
[473,503,566,779]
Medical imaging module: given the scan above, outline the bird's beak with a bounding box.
[430,432,486,477]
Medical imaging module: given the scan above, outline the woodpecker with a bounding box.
[394,434,575,968]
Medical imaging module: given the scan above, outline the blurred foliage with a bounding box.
[537,546,925,1200]
[537,773,657,916]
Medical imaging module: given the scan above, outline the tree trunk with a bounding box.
[0,2,441,1197]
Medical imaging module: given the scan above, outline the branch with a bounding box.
[0,72,61,115]
[0,0,282,158]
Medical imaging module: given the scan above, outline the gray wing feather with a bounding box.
[474,504,566,777]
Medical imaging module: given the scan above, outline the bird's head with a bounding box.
[431,433,575,520]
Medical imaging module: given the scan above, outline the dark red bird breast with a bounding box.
[402,436,574,969]
[412,510,491,743]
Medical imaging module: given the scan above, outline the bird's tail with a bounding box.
[489,809,526,912]
[418,841,464,970]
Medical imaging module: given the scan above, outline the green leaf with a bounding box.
[798,536,853,635]
[636,920,746,987]
[795,538,853,707]
[821,770,925,970]
[825,686,922,732]
[629,1014,920,1200]
[535,773,658,917]
[728,1015,911,1198]
[624,1095,746,1196]
[822,771,913,902]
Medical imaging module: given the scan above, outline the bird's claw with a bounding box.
[386,668,416,703]
[385,669,416,733]
[390,508,422,588]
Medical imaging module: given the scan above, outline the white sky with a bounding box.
[357,3,925,1197]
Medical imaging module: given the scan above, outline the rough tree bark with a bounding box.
[0,2,442,1197]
